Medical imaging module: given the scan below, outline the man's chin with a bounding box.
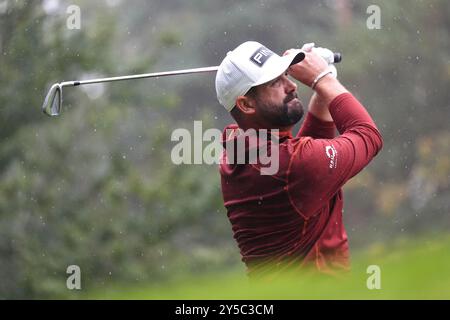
[287,99,304,119]
[291,109,304,125]
[259,99,304,127]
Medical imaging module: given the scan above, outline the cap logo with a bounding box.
[250,46,274,67]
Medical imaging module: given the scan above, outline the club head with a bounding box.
[42,83,63,117]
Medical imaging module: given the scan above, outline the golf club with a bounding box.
[41,66,220,117]
[42,51,342,117]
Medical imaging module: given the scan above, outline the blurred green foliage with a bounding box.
[0,0,449,298]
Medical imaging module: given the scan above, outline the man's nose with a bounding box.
[284,77,297,94]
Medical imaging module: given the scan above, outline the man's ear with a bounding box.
[235,96,256,115]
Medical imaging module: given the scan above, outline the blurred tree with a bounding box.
[0,0,449,298]
[0,0,116,143]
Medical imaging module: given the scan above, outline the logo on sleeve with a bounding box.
[325,145,338,169]
[250,46,274,67]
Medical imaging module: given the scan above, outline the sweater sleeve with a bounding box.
[297,112,337,139]
[287,93,383,217]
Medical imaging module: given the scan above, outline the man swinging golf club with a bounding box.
[215,41,383,277]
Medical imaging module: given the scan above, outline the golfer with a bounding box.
[215,41,383,277]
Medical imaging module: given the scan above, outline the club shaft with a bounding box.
[60,66,219,87]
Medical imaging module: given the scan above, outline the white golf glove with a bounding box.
[301,43,338,78]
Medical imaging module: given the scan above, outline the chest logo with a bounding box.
[325,145,338,169]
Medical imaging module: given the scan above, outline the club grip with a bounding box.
[333,53,342,63]
[312,47,342,64]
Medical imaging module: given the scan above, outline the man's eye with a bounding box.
[271,78,282,86]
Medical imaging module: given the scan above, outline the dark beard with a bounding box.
[258,93,304,128]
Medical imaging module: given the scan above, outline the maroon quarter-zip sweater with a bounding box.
[219,93,383,277]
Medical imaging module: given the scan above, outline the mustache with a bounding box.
[283,92,298,104]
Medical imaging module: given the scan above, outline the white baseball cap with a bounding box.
[215,41,305,111]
